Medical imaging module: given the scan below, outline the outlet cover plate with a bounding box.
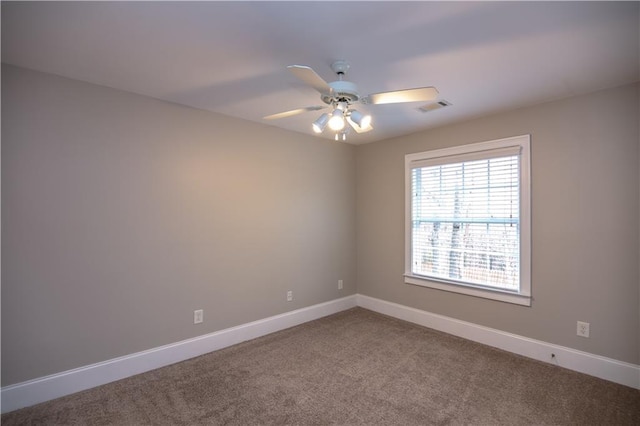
[577,321,590,338]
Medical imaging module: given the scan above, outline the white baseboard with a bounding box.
[356,294,640,390]
[0,295,358,414]
[4,293,638,414]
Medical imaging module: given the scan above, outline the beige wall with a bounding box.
[356,83,640,364]
[1,65,357,386]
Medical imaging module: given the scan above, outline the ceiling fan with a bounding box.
[264,60,439,140]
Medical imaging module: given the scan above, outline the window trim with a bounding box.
[404,135,531,306]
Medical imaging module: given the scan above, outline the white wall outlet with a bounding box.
[577,321,590,338]
[194,309,203,324]
[338,279,343,290]
[286,290,293,302]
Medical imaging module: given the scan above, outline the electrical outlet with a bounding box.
[338,279,343,290]
[577,321,590,338]
[194,309,204,324]
[286,290,293,302]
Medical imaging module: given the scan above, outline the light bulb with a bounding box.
[328,109,345,131]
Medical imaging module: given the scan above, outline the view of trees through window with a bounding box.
[411,156,520,291]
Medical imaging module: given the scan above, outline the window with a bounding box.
[405,135,531,306]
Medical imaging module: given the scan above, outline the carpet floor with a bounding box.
[2,307,639,425]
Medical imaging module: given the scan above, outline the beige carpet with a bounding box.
[3,307,639,425]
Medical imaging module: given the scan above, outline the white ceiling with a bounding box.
[2,1,639,144]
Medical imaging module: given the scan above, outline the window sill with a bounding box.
[404,274,531,306]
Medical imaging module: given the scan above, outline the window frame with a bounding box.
[404,135,531,306]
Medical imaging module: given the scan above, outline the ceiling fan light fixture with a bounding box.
[312,113,329,133]
[328,108,346,131]
[349,110,372,129]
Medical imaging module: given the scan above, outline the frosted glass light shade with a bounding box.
[350,110,371,129]
[312,113,329,133]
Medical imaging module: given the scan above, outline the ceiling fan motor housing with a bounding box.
[322,80,360,104]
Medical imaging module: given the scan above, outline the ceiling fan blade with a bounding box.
[346,117,373,133]
[287,65,333,95]
[263,105,325,120]
[364,87,439,105]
